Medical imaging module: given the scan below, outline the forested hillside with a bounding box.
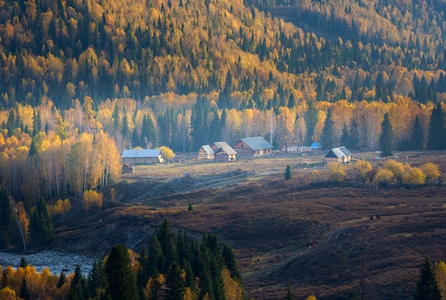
[1,0,446,250]
[1,0,446,106]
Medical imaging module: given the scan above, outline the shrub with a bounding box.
[420,163,441,182]
[326,162,342,171]
[310,170,323,184]
[159,146,176,161]
[83,189,103,212]
[354,160,373,182]
[402,167,426,185]
[383,160,405,183]
[365,168,379,183]
[329,169,346,183]
[372,168,395,187]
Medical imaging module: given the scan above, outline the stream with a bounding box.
[0,251,96,276]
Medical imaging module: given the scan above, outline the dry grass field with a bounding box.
[51,150,446,299]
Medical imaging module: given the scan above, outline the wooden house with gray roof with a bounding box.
[122,149,164,165]
[211,142,237,162]
[324,146,352,164]
[197,145,215,160]
[233,136,274,157]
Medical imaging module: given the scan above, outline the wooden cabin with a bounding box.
[233,136,274,158]
[211,142,237,162]
[122,149,164,165]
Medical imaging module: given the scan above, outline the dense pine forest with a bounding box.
[1,0,446,254]
[0,220,245,299]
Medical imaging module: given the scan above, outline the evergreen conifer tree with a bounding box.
[414,257,442,300]
[68,265,86,300]
[156,219,178,273]
[141,114,158,148]
[87,259,106,298]
[379,112,394,157]
[19,257,28,268]
[411,115,425,150]
[29,197,54,246]
[285,165,292,181]
[321,109,335,150]
[104,244,138,300]
[340,123,349,147]
[190,96,210,151]
[304,101,318,146]
[222,244,241,281]
[348,119,360,150]
[427,103,446,150]
[19,278,30,300]
[165,262,185,300]
[0,186,12,247]
[57,271,66,289]
[287,93,296,108]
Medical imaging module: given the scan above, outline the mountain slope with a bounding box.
[1,0,446,109]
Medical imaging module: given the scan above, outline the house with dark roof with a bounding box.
[324,146,352,164]
[233,136,274,157]
[197,145,215,160]
[211,141,237,162]
[122,149,164,165]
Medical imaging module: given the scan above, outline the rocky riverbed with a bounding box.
[0,251,96,275]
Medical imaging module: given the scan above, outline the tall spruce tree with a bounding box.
[414,257,442,300]
[165,261,185,300]
[427,103,446,150]
[156,219,178,273]
[141,113,158,148]
[340,123,349,147]
[304,101,318,146]
[0,186,13,247]
[68,265,86,300]
[19,278,30,300]
[104,244,138,300]
[190,96,210,151]
[379,112,394,157]
[411,115,425,150]
[29,197,54,246]
[321,109,335,150]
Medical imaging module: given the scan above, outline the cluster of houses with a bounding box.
[121,136,352,166]
[197,136,274,162]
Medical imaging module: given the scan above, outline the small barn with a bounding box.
[324,146,352,164]
[233,136,274,158]
[211,142,237,162]
[197,145,215,160]
[122,149,164,165]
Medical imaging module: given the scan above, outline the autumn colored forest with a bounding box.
[2,0,446,276]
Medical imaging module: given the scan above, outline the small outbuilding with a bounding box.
[197,145,215,160]
[233,136,274,158]
[122,149,164,165]
[211,142,237,162]
[324,146,352,164]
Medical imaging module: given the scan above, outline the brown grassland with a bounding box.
[51,150,446,299]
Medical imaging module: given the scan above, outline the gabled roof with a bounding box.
[200,145,214,155]
[122,149,161,158]
[338,146,352,156]
[213,141,237,155]
[325,146,351,158]
[239,136,273,150]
